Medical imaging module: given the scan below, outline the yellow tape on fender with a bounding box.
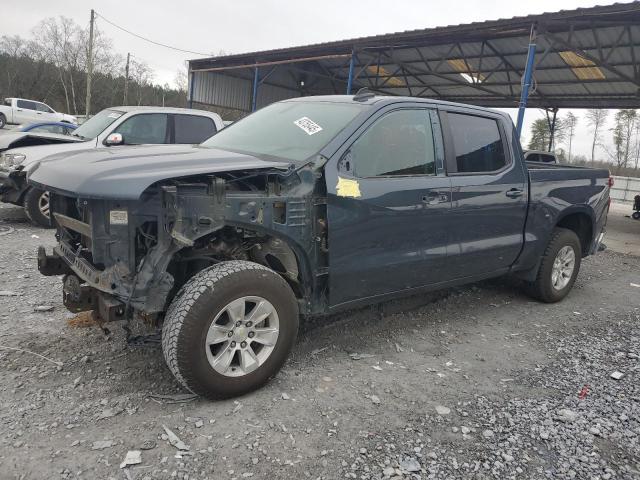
[336,176,361,198]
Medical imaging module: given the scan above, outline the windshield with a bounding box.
[201,101,365,162]
[73,109,124,140]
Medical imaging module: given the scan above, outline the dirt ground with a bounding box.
[0,201,639,480]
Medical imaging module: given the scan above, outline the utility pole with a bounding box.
[123,52,130,104]
[85,9,95,117]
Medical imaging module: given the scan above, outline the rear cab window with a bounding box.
[174,115,216,144]
[445,112,508,174]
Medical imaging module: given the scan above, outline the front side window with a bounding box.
[113,114,169,145]
[201,101,365,162]
[348,109,436,178]
[174,115,216,144]
[448,113,506,173]
[36,103,54,113]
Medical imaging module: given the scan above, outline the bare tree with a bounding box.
[174,66,188,93]
[585,109,608,164]
[30,16,120,114]
[129,59,154,105]
[564,112,578,162]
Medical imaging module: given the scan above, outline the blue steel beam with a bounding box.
[516,28,537,138]
[346,49,356,94]
[251,67,260,112]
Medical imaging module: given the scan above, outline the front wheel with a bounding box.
[24,187,53,228]
[161,260,299,399]
[0,114,6,129]
[527,227,582,303]
[632,211,640,220]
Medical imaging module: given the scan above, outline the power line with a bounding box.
[94,11,212,57]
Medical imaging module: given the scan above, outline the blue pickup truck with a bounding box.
[31,94,610,399]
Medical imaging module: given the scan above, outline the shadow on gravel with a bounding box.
[300,275,528,337]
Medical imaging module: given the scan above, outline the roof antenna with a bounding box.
[353,87,375,102]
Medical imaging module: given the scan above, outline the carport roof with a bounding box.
[189,2,640,108]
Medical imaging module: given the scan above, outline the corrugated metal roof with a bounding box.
[189,2,640,110]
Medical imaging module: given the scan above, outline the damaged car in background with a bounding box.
[0,106,224,227]
[30,94,610,399]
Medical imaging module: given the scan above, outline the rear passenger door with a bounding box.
[441,109,527,279]
[173,114,217,144]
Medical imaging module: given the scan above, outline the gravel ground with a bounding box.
[0,202,639,480]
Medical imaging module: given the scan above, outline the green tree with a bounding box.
[528,117,565,151]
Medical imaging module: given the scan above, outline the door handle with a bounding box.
[506,188,524,198]
[422,192,449,205]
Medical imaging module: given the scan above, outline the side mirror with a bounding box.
[105,133,124,146]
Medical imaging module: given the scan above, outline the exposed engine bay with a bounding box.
[38,166,329,323]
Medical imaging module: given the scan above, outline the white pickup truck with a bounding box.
[1,106,225,226]
[0,98,78,129]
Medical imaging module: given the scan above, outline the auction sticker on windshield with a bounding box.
[294,117,323,135]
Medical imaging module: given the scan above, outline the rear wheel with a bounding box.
[24,187,53,228]
[633,211,640,220]
[161,260,299,399]
[527,227,582,303]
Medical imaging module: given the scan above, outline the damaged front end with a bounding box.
[37,166,327,324]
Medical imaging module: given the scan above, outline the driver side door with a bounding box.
[326,107,451,308]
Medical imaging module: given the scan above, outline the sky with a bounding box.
[0,0,627,160]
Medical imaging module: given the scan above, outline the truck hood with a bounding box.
[28,144,292,200]
[0,131,86,154]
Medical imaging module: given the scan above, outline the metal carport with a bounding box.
[187,2,640,136]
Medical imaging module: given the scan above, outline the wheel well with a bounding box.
[556,212,592,256]
[169,228,307,299]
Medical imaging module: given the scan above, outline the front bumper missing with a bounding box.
[37,245,127,322]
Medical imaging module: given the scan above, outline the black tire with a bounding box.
[632,211,640,220]
[0,114,6,129]
[161,260,299,399]
[24,187,53,228]
[527,227,582,303]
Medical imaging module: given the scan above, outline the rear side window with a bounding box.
[17,100,37,110]
[174,115,216,144]
[448,113,506,173]
[526,153,540,162]
[114,113,169,145]
[349,109,436,177]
